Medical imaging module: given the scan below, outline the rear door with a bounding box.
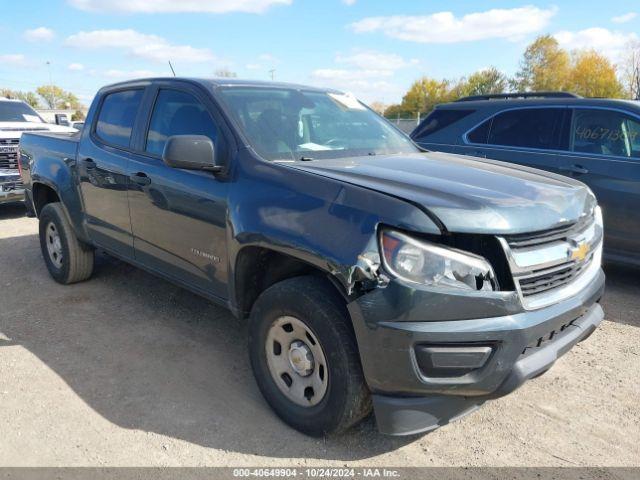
[565,107,640,259]
[126,82,230,299]
[459,107,572,175]
[78,88,145,258]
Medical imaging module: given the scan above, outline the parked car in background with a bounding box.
[19,78,604,437]
[0,98,76,205]
[411,92,640,267]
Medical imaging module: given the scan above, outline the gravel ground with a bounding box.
[0,202,639,467]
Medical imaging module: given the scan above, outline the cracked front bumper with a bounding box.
[347,269,605,435]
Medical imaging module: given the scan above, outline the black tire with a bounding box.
[248,275,371,436]
[39,202,94,284]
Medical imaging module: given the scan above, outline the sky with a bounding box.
[2,0,639,106]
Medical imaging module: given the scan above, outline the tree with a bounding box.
[36,85,82,110]
[214,68,237,78]
[461,67,509,97]
[368,101,387,115]
[0,88,41,108]
[513,35,571,92]
[621,40,640,100]
[400,77,451,116]
[569,49,624,98]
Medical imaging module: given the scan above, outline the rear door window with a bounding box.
[486,108,566,150]
[95,89,144,148]
[412,109,474,140]
[572,109,640,158]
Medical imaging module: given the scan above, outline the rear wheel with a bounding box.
[248,275,371,436]
[39,202,94,284]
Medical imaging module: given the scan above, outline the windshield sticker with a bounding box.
[328,93,366,111]
[298,142,333,151]
[22,114,42,123]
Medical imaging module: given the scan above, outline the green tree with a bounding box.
[569,49,624,98]
[0,88,41,108]
[462,67,509,97]
[400,77,451,116]
[36,85,82,110]
[513,35,571,92]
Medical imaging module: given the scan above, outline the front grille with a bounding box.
[500,211,602,310]
[0,138,19,145]
[517,257,592,297]
[0,151,19,170]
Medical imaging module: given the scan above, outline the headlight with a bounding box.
[380,229,498,291]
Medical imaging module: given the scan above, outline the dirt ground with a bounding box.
[0,202,638,467]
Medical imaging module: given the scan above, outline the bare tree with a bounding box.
[621,40,640,100]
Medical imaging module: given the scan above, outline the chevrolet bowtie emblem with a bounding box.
[570,242,590,262]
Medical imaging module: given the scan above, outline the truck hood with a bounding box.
[285,151,595,234]
[0,121,77,136]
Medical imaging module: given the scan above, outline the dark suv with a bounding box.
[411,92,640,267]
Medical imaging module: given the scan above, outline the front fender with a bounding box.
[226,152,441,306]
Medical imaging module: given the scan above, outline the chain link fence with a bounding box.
[383,115,421,134]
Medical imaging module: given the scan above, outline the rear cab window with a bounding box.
[571,108,640,159]
[95,89,144,148]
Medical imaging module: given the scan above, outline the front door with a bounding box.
[127,85,229,299]
[566,107,640,259]
[78,88,145,258]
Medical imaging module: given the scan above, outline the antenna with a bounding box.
[168,60,176,77]
[268,68,275,81]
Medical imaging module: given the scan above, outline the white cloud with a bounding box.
[68,63,85,71]
[336,51,417,71]
[310,51,418,103]
[68,0,291,14]
[104,69,161,79]
[350,5,557,43]
[65,29,215,63]
[342,0,356,5]
[24,27,55,43]
[0,54,28,66]
[612,12,637,24]
[309,75,403,104]
[554,28,639,60]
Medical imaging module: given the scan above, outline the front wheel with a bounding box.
[39,202,94,284]
[248,275,371,436]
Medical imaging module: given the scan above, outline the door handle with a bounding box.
[130,172,151,186]
[561,164,589,175]
[82,158,96,169]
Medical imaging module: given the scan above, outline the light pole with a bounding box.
[269,69,275,81]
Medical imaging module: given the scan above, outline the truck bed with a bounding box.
[20,131,80,168]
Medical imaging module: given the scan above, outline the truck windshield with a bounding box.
[0,101,45,123]
[218,87,418,161]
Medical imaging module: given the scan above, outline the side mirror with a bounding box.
[162,135,222,173]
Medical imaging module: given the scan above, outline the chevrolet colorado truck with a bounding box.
[0,98,75,205]
[19,78,605,436]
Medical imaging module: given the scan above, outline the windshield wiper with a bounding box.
[299,156,314,161]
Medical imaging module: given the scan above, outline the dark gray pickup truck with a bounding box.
[19,78,605,436]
